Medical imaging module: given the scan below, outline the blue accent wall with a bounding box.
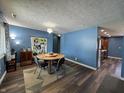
[61,27,98,68]
[9,25,53,62]
[0,57,5,78]
[122,62,124,77]
[108,37,123,58]
[121,37,124,77]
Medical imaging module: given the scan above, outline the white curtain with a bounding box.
[0,23,6,58]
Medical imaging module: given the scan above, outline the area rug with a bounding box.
[23,65,75,93]
[96,75,124,93]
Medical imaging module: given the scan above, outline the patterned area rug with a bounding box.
[23,65,75,93]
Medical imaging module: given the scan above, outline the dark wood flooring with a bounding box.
[0,58,122,93]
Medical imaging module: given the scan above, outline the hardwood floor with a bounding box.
[0,58,122,93]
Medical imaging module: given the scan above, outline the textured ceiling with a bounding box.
[0,0,124,35]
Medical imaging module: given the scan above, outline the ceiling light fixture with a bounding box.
[47,28,53,34]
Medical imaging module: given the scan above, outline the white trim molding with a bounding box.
[65,58,97,70]
[111,74,124,81]
[121,77,124,81]
[0,71,6,85]
[115,76,124,81]
[108,56,122,60]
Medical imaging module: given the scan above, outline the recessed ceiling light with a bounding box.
[15,41,20,45]
[58,34,61,37]
[47,28,53,34]
[104,32,107,34]
[106,33,109,35]
[106,33,111,37]
[108,35,111,37]
[10,33,16,39]
[101,29,104,32]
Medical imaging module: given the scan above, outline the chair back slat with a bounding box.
[34,56,38,65]
[33,56,41,67]
[57,57,65,71]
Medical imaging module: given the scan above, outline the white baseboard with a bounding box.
[108,56,122,60]
[65,58,97,70]
[121,77,124,81]
[120,77,124,81]
[0,71,7,85]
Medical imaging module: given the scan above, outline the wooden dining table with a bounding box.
[37,53,64,74]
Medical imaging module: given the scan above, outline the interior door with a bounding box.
[53,35,60,53]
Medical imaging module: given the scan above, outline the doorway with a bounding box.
[100,37,109,60]
[53,35,60,53]
[98,37,109,67]
[98,36,123,79]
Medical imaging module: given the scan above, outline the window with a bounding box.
[0,23,6,58]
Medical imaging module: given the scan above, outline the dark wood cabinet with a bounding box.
[101,38,109,50]
[6,59,16,72]
[100,37,109,60]
[20,51,33,66]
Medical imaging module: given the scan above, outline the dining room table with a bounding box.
[37,53,64,74]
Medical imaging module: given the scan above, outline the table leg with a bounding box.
[48,60,53,74]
